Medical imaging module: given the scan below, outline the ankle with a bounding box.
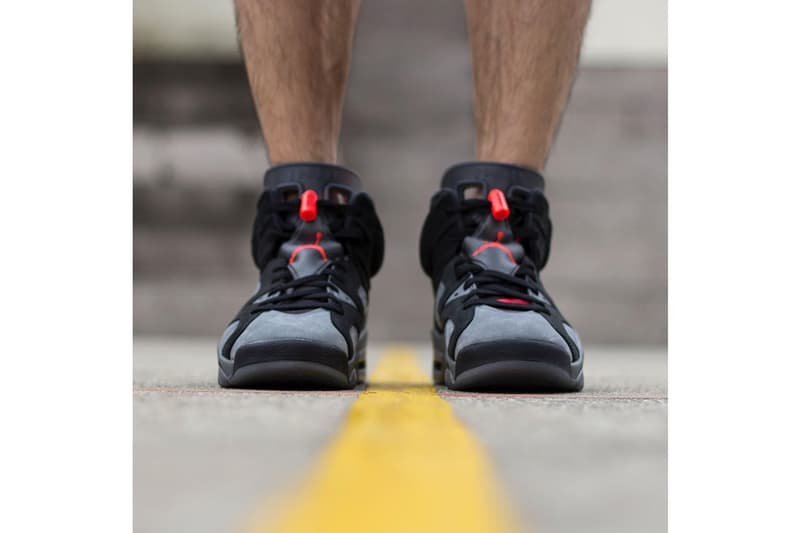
[475,139,548,171]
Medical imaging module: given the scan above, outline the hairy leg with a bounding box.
[464,0,592,170]
[235,0,361,164]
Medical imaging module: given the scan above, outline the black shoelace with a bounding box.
[453,257,550,314]
[250,261,351,315]
[250,199,372,315]
[445,196,552,314]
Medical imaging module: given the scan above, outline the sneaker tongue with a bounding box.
[440,161,544,196]
[440,162,539,275]
[278,219,343,278]
[264,163,363,199]
[462,218,525,275]
[263,163,362,278]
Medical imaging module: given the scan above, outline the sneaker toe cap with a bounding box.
[453,305,575,373]
[223,309,350,370]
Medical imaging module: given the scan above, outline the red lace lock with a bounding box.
[487,188,510,220]
[299,189,318,222]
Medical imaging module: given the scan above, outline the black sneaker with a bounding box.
[217,163,384,389]
[419,162,584,391]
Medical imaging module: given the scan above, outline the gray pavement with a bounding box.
[133,338,666,533]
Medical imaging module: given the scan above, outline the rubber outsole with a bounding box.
[218,360,360,389]
[218,334,367,390]
[432,328,584,392]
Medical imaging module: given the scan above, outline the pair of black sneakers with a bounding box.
[217,162,584,391]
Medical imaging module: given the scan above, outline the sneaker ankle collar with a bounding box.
[263,162,364,198]
[440,161,545,196]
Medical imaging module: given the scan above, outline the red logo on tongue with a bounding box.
[289,231,327,264]
[471,231,516,264]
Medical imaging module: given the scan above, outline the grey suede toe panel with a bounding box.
[453,305,570,357]
[229,309,347,360]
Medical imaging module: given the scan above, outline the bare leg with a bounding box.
[465,0,592,170]
[235,0,361,164]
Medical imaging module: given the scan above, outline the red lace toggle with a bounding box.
[299,189,318,222]
[487,188,510,220]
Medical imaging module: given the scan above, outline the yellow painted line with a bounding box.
[247,347,519,533]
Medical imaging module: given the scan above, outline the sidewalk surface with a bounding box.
[134,338,666,533]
